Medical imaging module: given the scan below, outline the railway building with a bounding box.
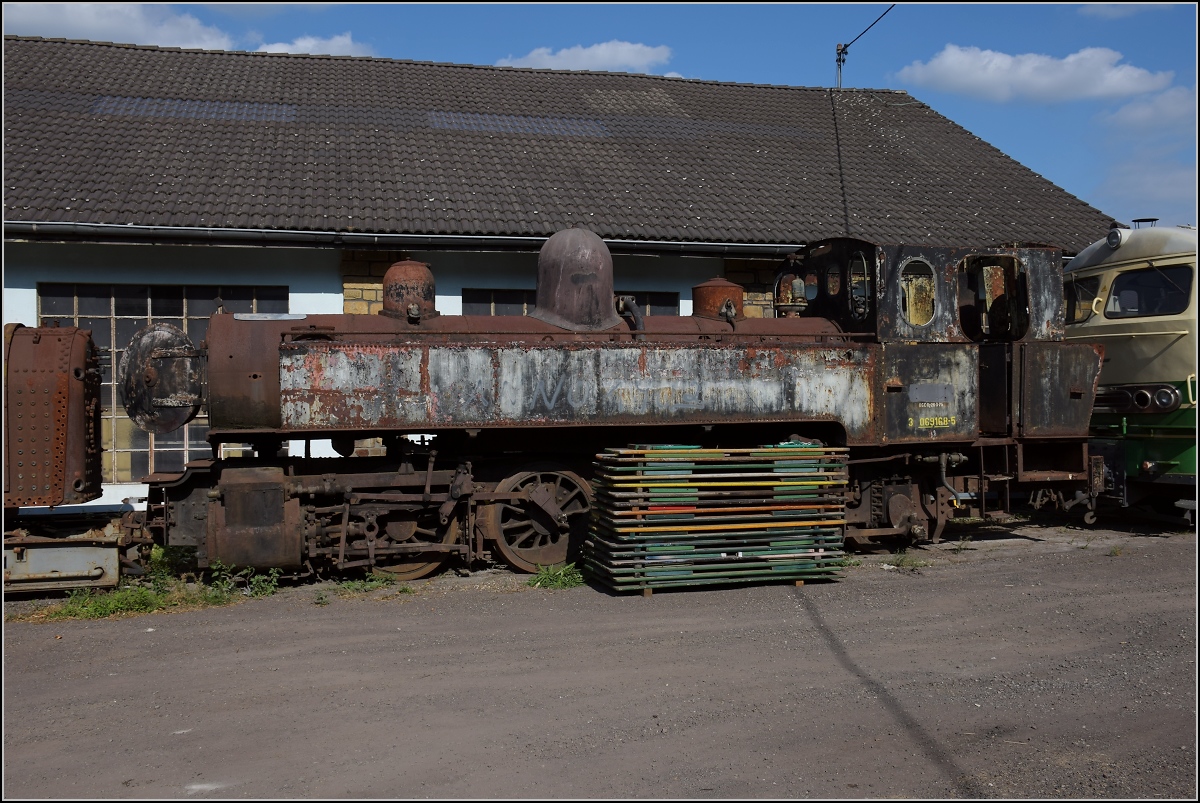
[4,35,1113,513]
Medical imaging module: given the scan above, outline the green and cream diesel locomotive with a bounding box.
[1065,224,1197,523]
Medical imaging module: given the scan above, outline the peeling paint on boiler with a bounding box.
[274,342,877,439]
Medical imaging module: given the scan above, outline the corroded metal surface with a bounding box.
[278,342,878,441]
[879,344,979,444]
[3,531,121,591]
[119,323,202,434]
[528,227,623,331]
[692,277,745,322]
[4,324,101,508]
[381,260,439,321]
[1019,342,1104,437]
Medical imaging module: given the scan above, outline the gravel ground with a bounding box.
[3,517,1196,799]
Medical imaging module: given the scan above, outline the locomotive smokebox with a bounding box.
[529,227,623,331]
[381,260,439,321]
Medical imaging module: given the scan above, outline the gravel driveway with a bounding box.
[3,518,1196,799]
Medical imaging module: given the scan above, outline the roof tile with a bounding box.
[4,36,1113,251]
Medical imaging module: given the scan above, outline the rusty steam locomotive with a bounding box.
[6,227,1105,585]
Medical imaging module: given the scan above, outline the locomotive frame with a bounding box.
[6,227,1107,589]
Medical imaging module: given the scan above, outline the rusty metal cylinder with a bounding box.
[529,228,623,331]
[692,277,744,322]
[381,260,439,321]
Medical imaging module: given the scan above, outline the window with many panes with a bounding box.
[38,284,288,482]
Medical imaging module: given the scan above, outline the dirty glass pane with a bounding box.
[151,285,184,316]
[900,260,936,327]
[185,317,209,344]
[39,284,75,316]
[130,451,150,482]
[222,286,254,313]
[77,285,111,316]
[154,450,186,473]
[114,285,149,316]
[186,287,221,316]
[492,289,527,316]
[256,286,289,313]
[80,317,112,349]
[1065,277,1101,324]
[155,426,185,447]
[116,318,148,350]
[461,289,491,315]
[1105,265,1193,319]
[188,419,211,450]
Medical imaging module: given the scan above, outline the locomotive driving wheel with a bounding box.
[372,509,460,581]
[480,466,594,573]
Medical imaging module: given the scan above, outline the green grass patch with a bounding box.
[527,562,585,590]
[15,547,283,622]
[883,550,933,571]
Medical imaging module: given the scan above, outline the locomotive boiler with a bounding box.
[116,227,1105,580]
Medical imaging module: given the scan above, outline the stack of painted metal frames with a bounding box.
[584,442,848,593]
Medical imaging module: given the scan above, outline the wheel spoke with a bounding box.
[481,467,594,573]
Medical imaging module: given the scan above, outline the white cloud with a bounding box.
[1,3,234,50]
[497,40,672,74]
[896,45,1173,103]
[256,33,374,57]
[1102,86,1197,134]
[1078,4,1174,20]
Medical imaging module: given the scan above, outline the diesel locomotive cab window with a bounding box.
[38,283,288,483]
[957,256,1031,340]
[1066,276,1102,324]
[1104,265,1194,319]
[900,259,936,327]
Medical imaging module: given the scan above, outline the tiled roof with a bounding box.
[3,36,1113,252]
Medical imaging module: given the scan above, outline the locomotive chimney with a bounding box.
[380,260,439,322]
[529,227,623,332]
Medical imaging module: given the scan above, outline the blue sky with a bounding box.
[5,3,1196,230]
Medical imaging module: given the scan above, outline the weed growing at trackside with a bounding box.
[834,556,862,567]
[1108,545,1123,557]
[313,590,330,606]
[26,548,282,622]
[883,550,932,571]
[953,535,973,554]
[527,562,585,589]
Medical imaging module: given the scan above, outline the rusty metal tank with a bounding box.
[692,277,745,322]
[529,227,623,331]
[4,324,102,509]
[381,260,440,321]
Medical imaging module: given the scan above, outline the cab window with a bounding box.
[1065,276,1101,324]
[1105,265,1193,318]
